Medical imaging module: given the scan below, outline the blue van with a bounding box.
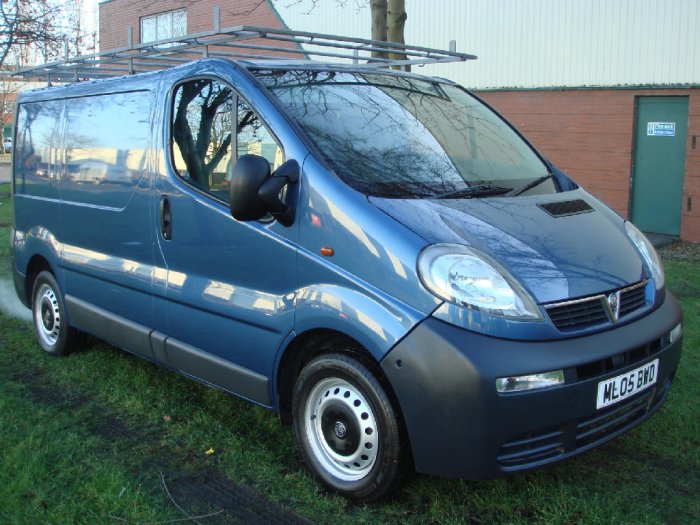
[11,56,682,501]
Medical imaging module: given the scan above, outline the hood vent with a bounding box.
[538,199,594,218]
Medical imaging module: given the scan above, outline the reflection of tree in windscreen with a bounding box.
[173,80,233,191]
[258,70,545,197]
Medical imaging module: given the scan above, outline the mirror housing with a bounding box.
[229,154,271,222]
[229,155,300,227]
[258,159,299,227]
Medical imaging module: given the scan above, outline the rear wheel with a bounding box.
[32,271,81,356]
[292,353,407,501]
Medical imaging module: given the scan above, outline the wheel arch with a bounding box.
[24,254,54,306]
[274,327,408,436]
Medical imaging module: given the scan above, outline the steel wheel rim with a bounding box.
[304,377,379,482]
[34,284,61,347]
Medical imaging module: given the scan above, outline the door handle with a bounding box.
[160,195,172,240]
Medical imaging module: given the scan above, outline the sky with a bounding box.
[80,0,100,36]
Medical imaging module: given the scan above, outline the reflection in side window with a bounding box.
[62,91,151,208]
[171,79,283,201]
[15,100,64,199]
[172,79,233,201]
[236,98,283,172]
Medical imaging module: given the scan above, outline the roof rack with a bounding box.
[13,7,476,83]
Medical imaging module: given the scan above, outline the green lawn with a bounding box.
[1,182,698,524]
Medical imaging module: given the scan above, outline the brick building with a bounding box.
[98,0,700,242]
[478,88,700,242]
[99,0,297,57]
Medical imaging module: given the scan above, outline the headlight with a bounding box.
[418,243,542,320]
[624,222,664,290]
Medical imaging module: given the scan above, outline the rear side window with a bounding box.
[14,100,64,198]
[171,78,283,202]
[62,91,152,207]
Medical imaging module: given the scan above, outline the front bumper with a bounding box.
[381,293,683,479]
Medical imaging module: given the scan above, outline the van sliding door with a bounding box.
[59,91,157,347]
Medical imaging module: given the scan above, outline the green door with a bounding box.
[631,96,689,236]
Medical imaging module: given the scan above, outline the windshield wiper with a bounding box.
[506,173,553,197]
[433,183,512,200]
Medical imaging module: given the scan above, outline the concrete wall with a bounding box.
[478,88,700,241]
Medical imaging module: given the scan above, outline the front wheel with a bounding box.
[32,271,82,356]
[292,353,407,501]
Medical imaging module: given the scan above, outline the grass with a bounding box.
[1,181,699,524]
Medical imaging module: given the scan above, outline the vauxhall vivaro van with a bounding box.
[11,30,683,501]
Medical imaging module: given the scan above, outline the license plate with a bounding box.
[596,359,659,410]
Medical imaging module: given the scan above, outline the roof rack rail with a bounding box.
[13,7,476,83]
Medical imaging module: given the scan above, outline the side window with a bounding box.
[172,79,234,200]
[62,92,151,208]
[236,98,283,172]
[171,79,283,202]
[15,100,64,198]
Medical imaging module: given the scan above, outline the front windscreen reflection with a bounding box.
[256,70,554,198]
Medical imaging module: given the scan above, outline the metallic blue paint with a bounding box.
[368,188,660,340]
[10,57,673,418]
[370,189,646,303]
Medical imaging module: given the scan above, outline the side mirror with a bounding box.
[258,159,299,227]
[229,154,270,222]
[229,154,300,227]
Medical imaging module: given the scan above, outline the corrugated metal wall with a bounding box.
[273,0,700,89]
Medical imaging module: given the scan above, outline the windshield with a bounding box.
[255,69,555,198]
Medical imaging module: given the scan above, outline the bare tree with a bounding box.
[386,0,406,61]
[370,0,388,58]
[0,75,20,153]
[62,0,97,59]
[368,0,407,68]
[1,0,96,69]
[0,0,64,69]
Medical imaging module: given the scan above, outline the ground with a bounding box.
[1,183,699,524]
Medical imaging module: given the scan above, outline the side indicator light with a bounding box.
[320,247,334,257]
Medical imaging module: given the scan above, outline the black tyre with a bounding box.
[292,353,407,501]
[31,271,81,356]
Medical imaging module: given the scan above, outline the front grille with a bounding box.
[498,379,670,470]
[545,281,648,331]
[546,298,608,329]
[497,430,564,467]
[576,390,655,448]
[576,337,662,381]
[619,283,646,316]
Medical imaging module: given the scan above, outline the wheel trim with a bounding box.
[34,284,61,347]
[305,378,379,482]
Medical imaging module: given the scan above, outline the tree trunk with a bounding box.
[370,0,388,59]
[387,0,407,70]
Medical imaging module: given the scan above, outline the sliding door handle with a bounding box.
[160,195,172,240]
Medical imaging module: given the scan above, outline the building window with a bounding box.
[141,9,187,44]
